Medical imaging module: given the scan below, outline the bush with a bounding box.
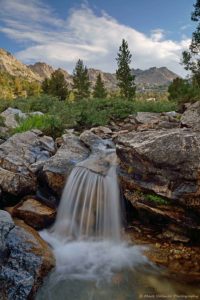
[13,114,65,138]
[0,95,178,134]
[168,78,200,104]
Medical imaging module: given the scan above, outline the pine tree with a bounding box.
[182,0,200,86]
[93,74,107,98]
[116,39,136,100]
[41,78,50,94]
[73,59,91,100]
[41,70,69,100]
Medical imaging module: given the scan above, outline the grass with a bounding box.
[13,114,65,138]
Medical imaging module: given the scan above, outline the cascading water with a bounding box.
[50,151,121,241]
[37,139,200,299]
[37,142,150,299]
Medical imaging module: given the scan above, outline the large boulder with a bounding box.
[1,107,26,128]
[0,107,44,129]
[42,133,90,195]
[116,128,200,208]
[0,130,55,196]
[181,101,200,131]
[0,210,55,300]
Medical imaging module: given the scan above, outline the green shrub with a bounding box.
[13,114,65,138]
[0,95,178,133]
[145,194,169,205]
[133,99,177,112]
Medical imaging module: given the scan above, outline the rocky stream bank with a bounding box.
[0,102,200,298]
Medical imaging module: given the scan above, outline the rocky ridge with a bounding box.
[0,48,179,90]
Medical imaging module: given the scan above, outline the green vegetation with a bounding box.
[116,39,136,100]
[145,194,170,205]
[182,0,200,87]
[13,114,65,138]
[168,78,200,104]
[168,0,200,104]
[93,74,107,98]
[41,70,69,100]
[0,72,41,99]
[73,60,91,100]
[0,95,177,137]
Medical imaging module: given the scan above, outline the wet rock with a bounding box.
[181,101,200,131]
[42,133,89,195]
[80,130,104,150]
[126,223,200,282]
[116,128,200,208]
[12,197,56,230]
[80,130,114,152]
[0,130,55,196]
[0,211,55,299]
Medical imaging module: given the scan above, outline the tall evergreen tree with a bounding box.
[73,59,91,100]
[93,73,107,98]
[182,0,200,86]
[116,39,136,100]
[41,70,69,100]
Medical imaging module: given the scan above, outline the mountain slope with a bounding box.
[0,49,40,81]
[0,48,179,91]
[132,67,179,86]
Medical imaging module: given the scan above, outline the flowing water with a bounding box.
[36,145,200,300]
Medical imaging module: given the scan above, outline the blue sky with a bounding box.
[0,0,196,75]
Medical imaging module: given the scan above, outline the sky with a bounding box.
[0,0,196,76]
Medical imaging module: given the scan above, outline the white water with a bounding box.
[40,148,149,290]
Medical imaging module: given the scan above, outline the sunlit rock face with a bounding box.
[116,128,200,207]
[0,210,55,299]
[181,101,200,131]
[0,130,55,197]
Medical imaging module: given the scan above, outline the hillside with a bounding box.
[0,49,40,82]
[132,67,179,86]
[0,48,179,93]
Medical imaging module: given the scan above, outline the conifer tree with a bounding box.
[182,0,200,86]
[41,70,69,100]
[116,39,136,100]
[93,73,107,98]
[73,59,91,100]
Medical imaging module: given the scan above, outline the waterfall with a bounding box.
[38,142,148,295]
[49,150,121,241]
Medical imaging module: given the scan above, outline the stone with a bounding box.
[0,108,44,129]
[80,130,114,152]
[42,133,89,195]
[0,211,55,299]
[181,101,200,131]
[1,107,26,128]
[0,130,55,196]
[80,130,104,150]
[116,128,200,208]
[12,197,56,230]
[127,225,200,283]
[135,112,161,124]
[90,126,112,138]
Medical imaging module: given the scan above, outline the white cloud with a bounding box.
[0,0,191,76]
